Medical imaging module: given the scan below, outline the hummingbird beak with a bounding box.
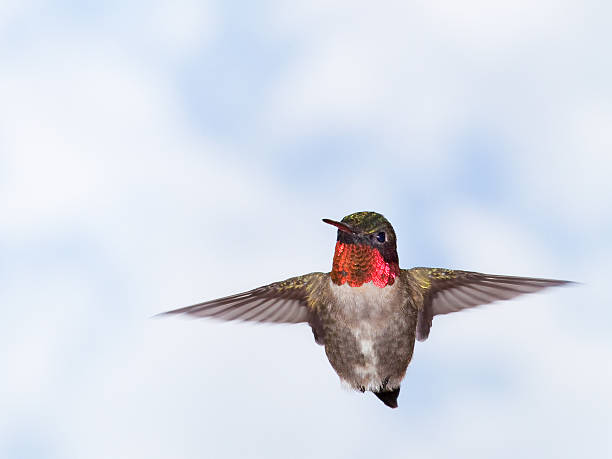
[322,218,356,234]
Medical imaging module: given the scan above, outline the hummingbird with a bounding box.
[160,211,571,408]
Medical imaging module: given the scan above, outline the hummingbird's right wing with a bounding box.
[158,273,327,324]
[403,268,572,342]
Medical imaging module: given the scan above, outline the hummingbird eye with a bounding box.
[376,232,386,243]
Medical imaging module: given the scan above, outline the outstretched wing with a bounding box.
[158,273,326,324]
[404,268,572,342]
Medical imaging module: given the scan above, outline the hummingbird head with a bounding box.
[323,211,400,288]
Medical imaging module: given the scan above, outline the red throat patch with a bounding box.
[330,241,399,288]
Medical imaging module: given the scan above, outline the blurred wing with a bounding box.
[405,268,572,342]
[158,273,325,324]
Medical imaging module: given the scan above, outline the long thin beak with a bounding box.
[322,218,355,234]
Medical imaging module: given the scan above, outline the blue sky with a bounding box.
[1,1,611,458]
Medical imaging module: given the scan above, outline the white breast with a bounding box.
[329,279,399,317]
[329,279,400,390]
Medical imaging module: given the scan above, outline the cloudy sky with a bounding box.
[1,1,611,458]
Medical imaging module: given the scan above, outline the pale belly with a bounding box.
[323,281,417,391]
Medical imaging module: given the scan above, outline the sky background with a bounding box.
[1,1,611,458]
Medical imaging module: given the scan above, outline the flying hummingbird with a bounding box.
[160,211,571,408]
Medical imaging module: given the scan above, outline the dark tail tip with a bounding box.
[373,387,400,408]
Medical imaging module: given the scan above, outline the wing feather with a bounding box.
[404,268,572,341]
[158,273,326,325]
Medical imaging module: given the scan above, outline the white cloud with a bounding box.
[515,100,612,227]
[422,0,579,50]
[144,0,217,57]
[265,0,612,191]
[0,0,40,33]
[434,203,564,274]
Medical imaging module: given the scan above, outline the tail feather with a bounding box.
[373,387,400,408]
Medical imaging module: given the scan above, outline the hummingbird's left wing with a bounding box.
[403,268,572,342]
[158,273,326,324]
